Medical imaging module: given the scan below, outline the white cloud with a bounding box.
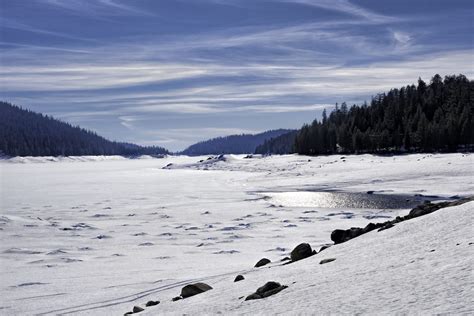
[40,0,152,16]
[276,0,399,23]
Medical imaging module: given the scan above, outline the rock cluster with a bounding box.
[124,196,472,314]
[245,281,288,301]
[331,197,473,244]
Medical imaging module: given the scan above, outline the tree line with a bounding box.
[258,74,473,155]
[0,102,168,157]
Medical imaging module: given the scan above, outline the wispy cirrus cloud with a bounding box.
[276,0,399,23]
[40,0,153,16]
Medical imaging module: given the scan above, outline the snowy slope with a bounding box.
[0,153,472,315]
[141,201,474,315]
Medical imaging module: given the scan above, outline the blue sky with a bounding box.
[1,0,473,151]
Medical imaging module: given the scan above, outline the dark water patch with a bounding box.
[256,190,448,209]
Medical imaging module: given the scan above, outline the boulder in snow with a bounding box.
[290,243,315,262]
[234,275,245,282]
[145,300,160,307]
[180,282,213,298]
[254,258,271,267]
[245,281,288,301]
[331,227,364,244]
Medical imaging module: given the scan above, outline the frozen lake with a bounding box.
[0,153,472,314]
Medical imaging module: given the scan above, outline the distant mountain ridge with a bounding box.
[180,129,295,156]
[0,102,169,157]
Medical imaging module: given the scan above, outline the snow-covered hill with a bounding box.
[140,200,473,315]
[0,153,472,315]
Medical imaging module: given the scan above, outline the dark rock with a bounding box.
[408,203,439,218]
[254,258,271,267]
[180,282,212,298]
[245,281,288,301]
[331,227,364,244]
[145,300,160,307]
[330,229,346,244]
[124,313,133,315]
[393,216,404,223]
[132,306,144,313]
[280,257,291,262]
[378,223,394,232]
[172,296,182,301]
[245,293,262,301]
[261,285,288,298]
[234,275,245,282]
[320,258,336,264]
[257,281,281,294]
[319,245,331,252]
[290,243,314,262]
[363,222,384,233]
[367,190,374,194]
[329,197,474,245]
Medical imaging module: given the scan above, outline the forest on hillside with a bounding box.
[258,74,473,155]
[180,129,294,155]
[255,130,298,155]
[0,102,169,157]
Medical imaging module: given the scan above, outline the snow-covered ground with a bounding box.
[0,153,472,315]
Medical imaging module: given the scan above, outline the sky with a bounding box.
[1,0,473,151]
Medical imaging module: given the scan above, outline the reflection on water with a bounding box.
[259,191,435,209]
